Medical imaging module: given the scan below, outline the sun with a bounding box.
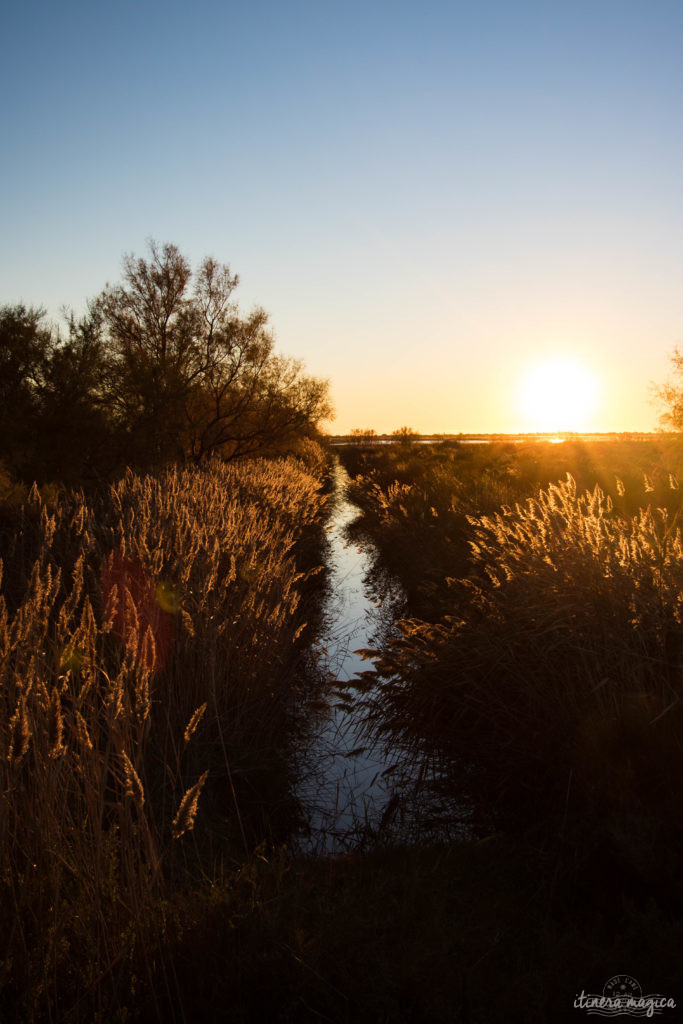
[517,356,599,433]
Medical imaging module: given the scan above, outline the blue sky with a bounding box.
[3,0,683,432]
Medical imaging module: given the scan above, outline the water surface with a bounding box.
[296,461,471,854]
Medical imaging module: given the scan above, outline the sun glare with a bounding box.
[518,357,598,433]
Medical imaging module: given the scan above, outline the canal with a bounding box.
[295,460,471,854]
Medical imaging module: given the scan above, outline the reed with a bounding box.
[364,468,683,827]
[0,449,328,1020]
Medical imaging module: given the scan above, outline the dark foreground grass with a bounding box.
[6,825,680,1021]
[144,829,683,1023]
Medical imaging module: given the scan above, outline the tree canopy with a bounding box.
[655,348,683,431]
[0,242,332,483]
[0,303,110,483]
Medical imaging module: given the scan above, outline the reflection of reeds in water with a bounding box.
[0,450,326,1018]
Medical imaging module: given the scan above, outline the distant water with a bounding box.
[329,436,566,446]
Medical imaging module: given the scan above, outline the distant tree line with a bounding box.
[346,426,418,446]
[0,242,332,485]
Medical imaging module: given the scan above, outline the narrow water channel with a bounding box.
[295,461,470,854]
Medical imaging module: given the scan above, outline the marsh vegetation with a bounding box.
[0,448,332,1020]
[5,431,683,1020]
[341,437,683,817]
[5,243,683,1019]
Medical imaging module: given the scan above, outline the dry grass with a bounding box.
[356,462,683,827]
[341,443,522,613]
[0,449,327,1020]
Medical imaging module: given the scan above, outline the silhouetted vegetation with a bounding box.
[654,346,683,430]
[0,304,112,485]
[0,242,331,486]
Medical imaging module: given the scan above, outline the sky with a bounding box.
[2,0,683,434]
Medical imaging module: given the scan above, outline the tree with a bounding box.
[0,243,332,484]
[0,304,110,483]
[655,348,683,430]
[349,428,378,446]
[96,242,332,467]
[36,306,113,482]
[0,304,51,478]
[391,425,418,446]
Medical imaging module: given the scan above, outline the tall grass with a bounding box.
[0,451,327,1020]
[365,471,683,827]
[329,440,683,1011]
[341,441,536,612]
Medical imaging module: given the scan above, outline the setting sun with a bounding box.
[517,357,599,433]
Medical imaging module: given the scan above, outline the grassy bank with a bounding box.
[340,437,683,611]
[340,438,683,815]
[146,832,683,1022]
[331,437,683,1012]
[0,447,328,1021]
